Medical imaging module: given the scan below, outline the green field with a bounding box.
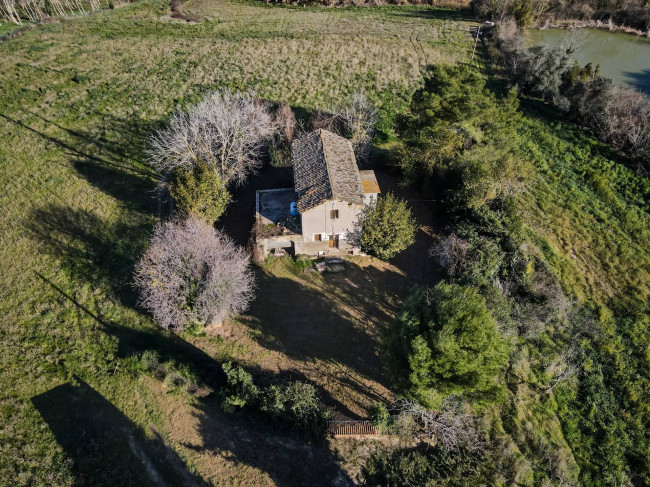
[1,0,649,484]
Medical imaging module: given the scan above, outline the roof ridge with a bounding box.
[319,130,336,200]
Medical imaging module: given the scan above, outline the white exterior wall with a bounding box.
[300,200,362,242]
[363,193,378,206]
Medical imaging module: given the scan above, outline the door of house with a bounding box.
[328,235,339,248]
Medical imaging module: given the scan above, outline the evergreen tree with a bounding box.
[169,163,230,223]
[387,283,509,408]
[356,193,417,260]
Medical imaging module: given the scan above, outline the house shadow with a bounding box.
[372,168,443,287]
[31,378,204,487]
[241,259,406,415]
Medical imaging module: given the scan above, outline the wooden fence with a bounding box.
[328,420,381,436]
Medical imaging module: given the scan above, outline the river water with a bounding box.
[525,28,650,94]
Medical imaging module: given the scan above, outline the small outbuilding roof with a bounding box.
[359,170,380,194]
[292,129,364,212]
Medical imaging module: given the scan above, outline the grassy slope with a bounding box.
[517,103,650,305]
[0,2,471,485]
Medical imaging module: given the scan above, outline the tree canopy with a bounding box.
[393,64,526,210]
[353,193,417,260]
[169,163,230,223]
[387,283,509,408]
[134,216,254,330]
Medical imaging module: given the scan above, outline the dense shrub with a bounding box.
[361,445,488,487]
[472,0,650,31]
[169,163,230,222]
[352,193,417,260]
[367,402,390,429]
[386,284,510,409]
[260,381,332,440]
[222,362,259,411]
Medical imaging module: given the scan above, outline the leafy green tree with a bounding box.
[387,284,509,409]
[355,193,417,260]
[169,163,230,222]
[393,65,526,210]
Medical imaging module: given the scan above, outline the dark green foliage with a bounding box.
[451,195,528,289]
[555,303,650,486]
[393,64,526,210]
[260,381,332,441]
[357,193,417,260]
[387,284,510,409]
[361,445,488,487]
[169,163,230,223]
[367,402,390,428]
[222,362,259,411]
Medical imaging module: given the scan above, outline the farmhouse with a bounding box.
[255,129,380,256]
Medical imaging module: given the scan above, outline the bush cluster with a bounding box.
[472,0,650,30]
[220,363,332,441]
[353,193,417,260]
[386,284,510,409]
[361,444,489,487]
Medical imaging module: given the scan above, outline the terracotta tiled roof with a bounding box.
[292,130,364,212]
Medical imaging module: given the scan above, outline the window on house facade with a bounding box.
[330,210,339,219]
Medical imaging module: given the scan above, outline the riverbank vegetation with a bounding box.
[471,0,650,31]
[485,25,650,174]
[384,63,649,485]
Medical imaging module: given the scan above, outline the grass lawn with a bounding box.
[0,1,466,484]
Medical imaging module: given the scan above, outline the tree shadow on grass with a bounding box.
[1,110,160,215]
[36,273,354,487]
[517,97,634,168]
[27,204,149,308]
[387,7,472,22]
[32,377,205,487]
[181,402,352,487]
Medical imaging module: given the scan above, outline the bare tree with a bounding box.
[134,216,255,330]
[544,350,579,393]
[147,90,276,186]
[313,91,378,161]
[430,234,472,279]
[275,100,296,144]
[391,397,483,451]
